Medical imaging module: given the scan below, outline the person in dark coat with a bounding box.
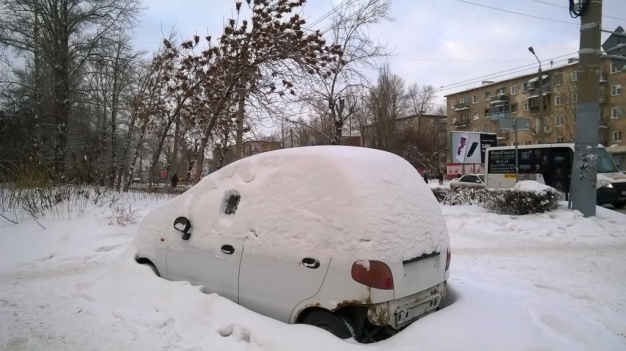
[170,173,179,188]
[437,173,444,185]
[423,172,428,183]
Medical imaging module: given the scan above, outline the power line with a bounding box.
[438,51,579,92]
[304,0,350,31]
[530,0,626,22]
[455,0,578,25]
[390,58,535,62]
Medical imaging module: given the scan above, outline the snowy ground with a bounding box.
[1,196,626,350]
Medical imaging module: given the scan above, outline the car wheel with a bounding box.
[613,201,626,209]
[302,310,355,340]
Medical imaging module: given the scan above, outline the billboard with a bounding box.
[450,132,497,164]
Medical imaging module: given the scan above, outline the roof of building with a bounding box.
[444,60,579,98]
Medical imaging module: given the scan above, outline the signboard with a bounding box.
[487,146,574,193]
[487,149,516,174]
[451,132,497,164]
[446,163,483,179]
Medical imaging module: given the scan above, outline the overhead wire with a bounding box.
[531,0,626,21]
[438,51,579,93]
[454,0,579,25]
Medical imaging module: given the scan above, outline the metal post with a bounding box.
[529,47,544,143]
[514,118,519,182]
[571,0,602,217]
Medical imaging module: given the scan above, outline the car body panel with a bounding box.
[450,174,485,190]
[238,253,330,323]
[166,239,243,303]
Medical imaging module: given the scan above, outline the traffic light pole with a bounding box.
[570,0,602,217]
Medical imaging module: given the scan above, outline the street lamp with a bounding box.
[528,46,544,144]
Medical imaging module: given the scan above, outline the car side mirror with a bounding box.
[174,217,191,241]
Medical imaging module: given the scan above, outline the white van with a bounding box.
[484,143,626,208]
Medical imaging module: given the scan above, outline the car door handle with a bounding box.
[221,245,235,255]
[302,258,320,269]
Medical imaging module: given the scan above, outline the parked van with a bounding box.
[484,143,626,208]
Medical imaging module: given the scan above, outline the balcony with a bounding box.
[490,93,509,103]
[600,73,608,82]
[497,130,510,139]
[532,126,552,135]
[454,102,470,111]
[489,112,510,121]
[454,118,471,127]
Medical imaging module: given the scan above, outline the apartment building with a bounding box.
[445,58,626,166]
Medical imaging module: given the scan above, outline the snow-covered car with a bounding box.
[132,146,451,342]
[450,174,485,191]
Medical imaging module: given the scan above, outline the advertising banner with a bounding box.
[451,132,496,164]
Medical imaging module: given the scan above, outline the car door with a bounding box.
[461,175,476,188]
[166,233,243,303]
[238,252,330,323]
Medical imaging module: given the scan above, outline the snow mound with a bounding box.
[133,146,448,263]
[513,180,556,194]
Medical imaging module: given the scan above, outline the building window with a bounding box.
[524,141,532,145]
[571,71,578,82]
[556,137,564,143]
[496,87,506,95]
[614,131,622,142]
[554,75,562,86]
[484,109,490,118]
[511,103,518,113]
[571,93,578,103]
[523,102,529,111]
[472,128,479,132]
[555,116,564,126]
[511,85,518,95]
[473,95,479,104]
[484,126,491,133]
[450,100,456,108]
[611,62,622,73]
[612,107,623,118]
[555,95,562,106]
[473,111,479,120]
[611,84,622,96]
[485,91,491,100]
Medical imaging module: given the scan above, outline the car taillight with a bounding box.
[445,248,451,271]
[351,261,394,290]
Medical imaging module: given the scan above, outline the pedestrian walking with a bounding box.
[423,172,428,184]
[437,173,444,185]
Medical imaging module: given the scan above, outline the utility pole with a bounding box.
[571,0,602,217]
[529,47,544,143]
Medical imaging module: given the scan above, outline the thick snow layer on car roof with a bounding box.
[513,180,556,193]
[133,146,449,263]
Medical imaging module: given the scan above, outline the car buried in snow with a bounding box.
[132,146,451,342]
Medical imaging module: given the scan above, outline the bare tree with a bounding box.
[299,0,393,145]
[0,0,142,179]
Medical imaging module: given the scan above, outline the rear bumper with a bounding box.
[367,282,446,329]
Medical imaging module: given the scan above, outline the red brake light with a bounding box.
[351,261,394,290]
[446,248,451,271]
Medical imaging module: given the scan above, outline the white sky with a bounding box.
[134,0,626,106]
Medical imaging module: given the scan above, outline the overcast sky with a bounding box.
[134,0,626,106]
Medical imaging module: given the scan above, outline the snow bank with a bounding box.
[513,180,556,194]
[3,197,626,350]
[133,146,448,262]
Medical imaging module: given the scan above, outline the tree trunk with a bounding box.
[117,107,137,192]
[234,79,246,160]
[193,113,219,184]
[124,118,149,192]
[170,114,181,177]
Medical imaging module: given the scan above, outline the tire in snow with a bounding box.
[302,310,355,340]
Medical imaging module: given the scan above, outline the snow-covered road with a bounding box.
[1,199,625,350]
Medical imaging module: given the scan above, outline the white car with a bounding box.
[450,174,486,191]
[132,146,451,342]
